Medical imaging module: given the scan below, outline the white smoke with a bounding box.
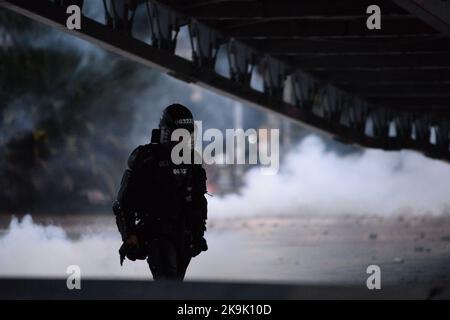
[0,215,252,280]
[209,135,450,218]
[0,215,145,278]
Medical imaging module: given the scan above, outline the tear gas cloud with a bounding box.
[210,135,450,218]
[0,215,252,281]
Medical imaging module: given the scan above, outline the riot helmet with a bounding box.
[158,103,195,148]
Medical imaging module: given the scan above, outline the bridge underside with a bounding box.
[2,0,450,161]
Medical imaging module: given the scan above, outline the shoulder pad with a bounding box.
[127,144,158,170]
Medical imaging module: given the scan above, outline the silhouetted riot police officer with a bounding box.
[113,104,208,281]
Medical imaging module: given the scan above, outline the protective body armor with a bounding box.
[113,130,208,279]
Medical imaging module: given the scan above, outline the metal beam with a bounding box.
[172,0,408,19]
[249,37,450,55]
[213,15,416,29]
[313,69,450,83]
[393,0,450,37]
[222,18,437,39]
[341,83,450,97]
[369,96,450,108]
[289,52,450,70]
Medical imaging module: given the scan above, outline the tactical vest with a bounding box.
[129,143,207,238]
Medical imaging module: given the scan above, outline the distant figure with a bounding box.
[113,104,208,281]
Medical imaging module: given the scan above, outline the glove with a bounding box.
[118,241,147,266]
[190,237,208,258]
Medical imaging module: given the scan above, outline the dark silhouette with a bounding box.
[113,104,208,281]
